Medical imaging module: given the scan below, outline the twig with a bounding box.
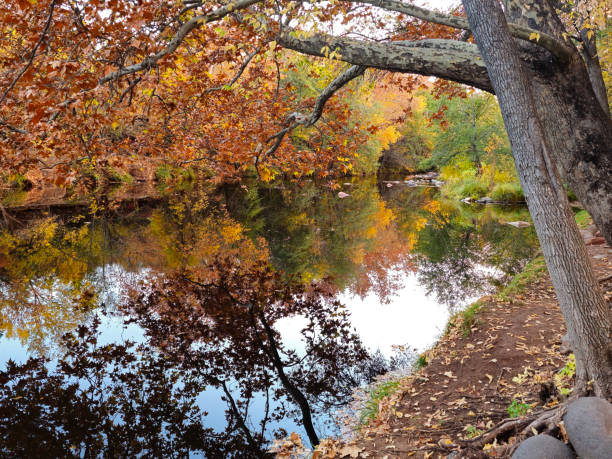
[203,47,261,93]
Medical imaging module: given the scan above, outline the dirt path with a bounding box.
[309,241,612,459]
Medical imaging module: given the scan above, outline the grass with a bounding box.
[359,380,401,427]
[490,182,524,202]
[414,354,428,370]
[498,256,547,302]
[574,209,592,229]
[445,300,484,338]
[454,178,489,200]
[458,301,483,337]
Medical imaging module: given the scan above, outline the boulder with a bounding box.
[337,191,350,199]
[512,435,575,459]
[564,397,612,459]
[476,197,494,204]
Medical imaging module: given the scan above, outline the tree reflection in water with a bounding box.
[0,179,541,456]
[0,257,382,457]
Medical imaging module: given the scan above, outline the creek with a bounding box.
[0,178,539,457]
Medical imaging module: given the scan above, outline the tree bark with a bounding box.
[503,0,612,247]
[462,0,612,397]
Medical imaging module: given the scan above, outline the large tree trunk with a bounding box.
[462,0,612,397]
[504,0,612,247]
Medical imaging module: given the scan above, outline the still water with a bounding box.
[0,178,539,457]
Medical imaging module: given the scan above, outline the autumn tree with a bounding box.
[1,0,611,396]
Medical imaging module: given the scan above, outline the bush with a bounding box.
[455,178,489,200]
[490,182,524,202]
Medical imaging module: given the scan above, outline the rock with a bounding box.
[461,197,472,204]
[564,397,612,459]
[337,191,350,199]
[586,237,606,245]
[512,435,575,459]
[507,221,531,228]
[343,183,352,186]
[432,180,444,187]
[386,183,393,187]
[476,197,494,204]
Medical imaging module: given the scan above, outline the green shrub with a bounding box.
[464,425,484,439]
[455,178,489,199]
[105,167,132,184]
[490,182,524,202]
[155,164,173,182]
[507,399,530,418]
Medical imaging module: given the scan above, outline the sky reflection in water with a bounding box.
[0,179,539,457]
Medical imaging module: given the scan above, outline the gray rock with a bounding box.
[564,397,612,459]
[512,435,575,459]
[477,197,494,204]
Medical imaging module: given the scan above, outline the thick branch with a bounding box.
[342,0,572,61]
[262,64,366,158]
[99,0,262,85]
[278,30,492,91]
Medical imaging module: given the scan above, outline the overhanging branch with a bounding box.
[262,65,366,158]
[278,30,492,91]
[341,0,573,62]
[99,0,263,85]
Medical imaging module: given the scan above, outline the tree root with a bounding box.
[459,404,568,456]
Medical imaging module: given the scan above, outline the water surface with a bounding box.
[0,178,539,457]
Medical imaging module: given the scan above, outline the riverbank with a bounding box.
[277,223,612,458]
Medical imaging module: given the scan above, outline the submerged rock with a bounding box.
[512,435,575,459]
[564,397,612,459]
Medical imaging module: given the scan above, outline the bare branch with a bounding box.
[341,0,572,61]
[0,120,29,135]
